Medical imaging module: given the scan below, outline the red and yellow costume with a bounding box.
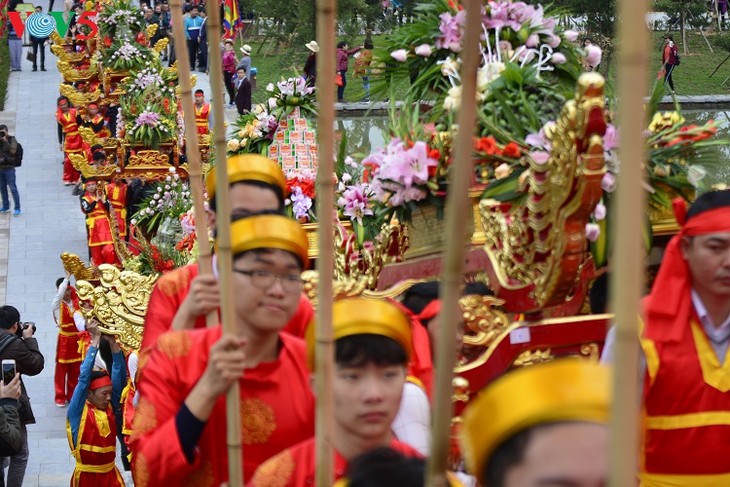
[640,202,730,486]
[250,438,421,487]
[130,327,315,485]
[66,377,125,487]
[86,113,111,139]
[105,180,128,238]
[80,184,118,266]
[55,289,86,404]
[140,263,314,355]
[194,103,211,135]
[57,107,85,184]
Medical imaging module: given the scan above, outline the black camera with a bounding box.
[15,322,36,338]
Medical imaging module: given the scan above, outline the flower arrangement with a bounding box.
[227,107,279,155]
[131,169,192,234]
[98,0,145,39]
[264,77,317,118]
[102,38,156,71]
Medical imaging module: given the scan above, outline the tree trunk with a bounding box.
[681,9,688,55]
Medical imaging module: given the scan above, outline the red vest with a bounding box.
[57,294,84,364]
[195,103,210,135]
[58,109,85,153]
[640,313,730,486]
[67,402,124,487]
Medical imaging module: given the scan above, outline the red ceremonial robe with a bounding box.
[66,402,125,487]
[55,293,85,404]
[249,437,423,487]
[140,264,314,360]
[131,327,315,485]
[195,103,211,135]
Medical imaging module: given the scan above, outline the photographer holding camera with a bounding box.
[0,306,44,487]
[0,125,21,216]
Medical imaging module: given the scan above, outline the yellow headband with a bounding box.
[461,359,611,483]
[206,154,286,200]
[306,297,412,369]
[221,215,309,267]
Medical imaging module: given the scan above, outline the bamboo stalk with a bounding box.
[426,0,481,485]
[203,2,244,485]
[169,0,216,328]
[609,0,648,485]
[314,0,337,485]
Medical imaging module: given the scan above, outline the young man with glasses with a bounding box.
[131,215,315,484]
[140,154,314,358]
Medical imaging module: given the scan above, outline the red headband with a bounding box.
[645,199,730,340]
[418,299,442,323]
[90,375,112,391]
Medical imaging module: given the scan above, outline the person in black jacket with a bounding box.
[0,375,23,459]
[0,306,44,487]
[234,67,252,115]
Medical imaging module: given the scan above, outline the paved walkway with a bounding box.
[0,32,227,486]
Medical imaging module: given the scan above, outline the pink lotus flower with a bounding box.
[391,49,408,62]
[586,45,602,67]
[604,124,618,151]
[585,223,601,242]
[526,33,540,48]
[551,52,567,64]
[593,202,606,220]
[601,172,616,192]
[415,44,433,57]
[564,30,578,42]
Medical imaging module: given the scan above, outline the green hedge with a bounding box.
[0,35,9,111]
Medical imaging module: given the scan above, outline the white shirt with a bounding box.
[391,381,431,456]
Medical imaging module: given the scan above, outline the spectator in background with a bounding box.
[234,66,252,115]
[6,5,22,72]
[222,39,237,106]
[353,38,374,102]
[0,306,45,487]
[662,35,679,93]
[183,6,204,71]
[29,6,49,72]
[303,40,318,87]
[237,44,252,81]
[0,125,21,216]
[197,8,208,72]
[159,2,172,62]
[336,41,362,102]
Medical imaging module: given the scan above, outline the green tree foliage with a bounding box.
[655,0,711,54]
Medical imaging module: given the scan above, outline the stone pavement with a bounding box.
[0,28,225,486]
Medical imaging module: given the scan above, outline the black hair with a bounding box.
[685,189,730,222]
[0,125,7,131]
[337,41,348,48]
[90,369,109,381]
[234,248,305,270]
[208,179,285,213]
[346,448,425,487]
[90,144,103,152]
[401,282,440,315]
[335,334,407,368]
[665,35,674,42]
[194,89,204,95]
[483,426,535,487]
[0,306,20,330]
[93,151,106,162]
[589,272,609,314]
[56,277,65,288]
[57,96,70,105]
[464,281,494,297]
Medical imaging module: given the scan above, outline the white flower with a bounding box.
[391,49,408,62]
[440,57,460,78]
[477,62,505,92]
[443,86,462,112]
[687,165,707,188]
[414,44,432,57]
[341,173,352,183]
[266,83,275,92]
[226,139,241,152]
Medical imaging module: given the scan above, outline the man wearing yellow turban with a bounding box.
[131,215,316,484]
[460,360,611,487]
[140,154,315,356]
[250,297,423,486]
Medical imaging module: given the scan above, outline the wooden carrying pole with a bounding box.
[426,0,481,485]
[314,0,337,485]
[609,0,648,484]
[204,3,244,485]
[169,0,216,328]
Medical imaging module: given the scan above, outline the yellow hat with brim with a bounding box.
[306,297,412,369]
[461,359,611,483]
[220,215,309,268]
[206,154,286,201]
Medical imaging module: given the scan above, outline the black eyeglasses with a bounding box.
[232,269,304,294]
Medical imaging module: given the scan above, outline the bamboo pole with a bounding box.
[169,0,216,328]
[609,0,648,485]
[426,0,481,485]
[315,0,337,487]
[203,2,244,485]
[314,0,337,484]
